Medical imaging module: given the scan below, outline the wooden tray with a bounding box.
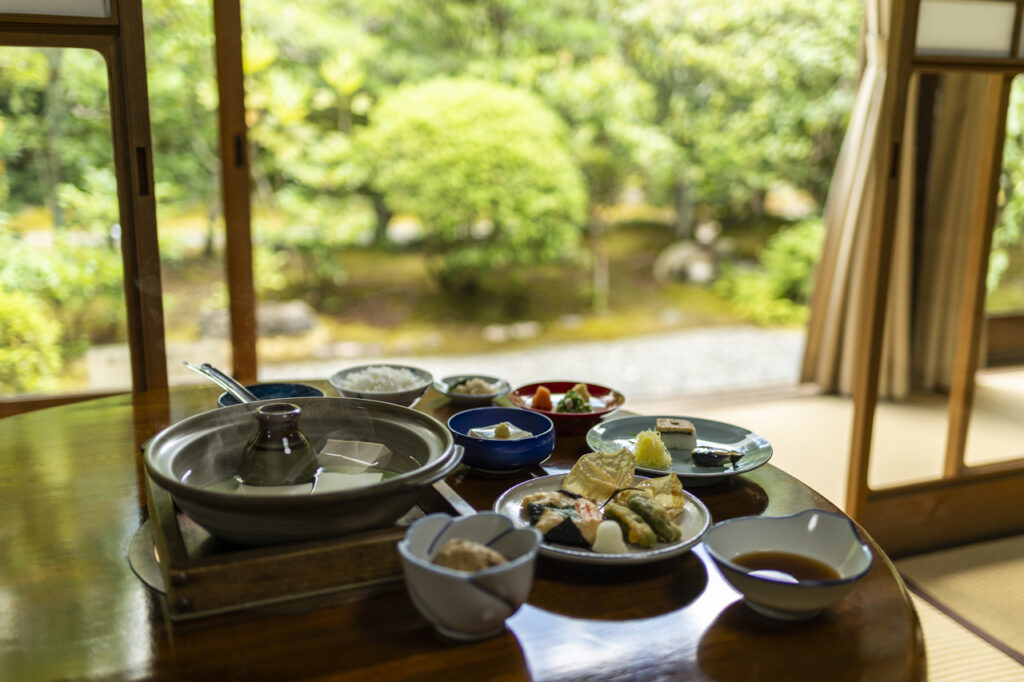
[144,475,475,621]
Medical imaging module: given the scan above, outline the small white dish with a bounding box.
[493,474,711,565]
[703,509,874,620]
[398,512,541,641]
[435,374,511,407]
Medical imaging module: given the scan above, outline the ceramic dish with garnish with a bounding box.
[435,374,511,407]
[508,380,624,435]
[398,512,542,641]
[587,415,772,486]
[493,473,710,565]
[447,406,554,474]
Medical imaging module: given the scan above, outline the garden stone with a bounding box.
[653,240,717,284]
[199,300,319,338]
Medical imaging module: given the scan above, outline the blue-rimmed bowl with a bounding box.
[447,407,555,473]
[398,512,542,640]
[217,382,325,407]
[703,509,874,620]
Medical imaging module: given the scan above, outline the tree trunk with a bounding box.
[372,193,392,246]
[42,50,65,230]
[589,212,609,313]
[204,197,219,258]
[673,176,693,239]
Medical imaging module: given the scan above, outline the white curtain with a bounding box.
[801,0,910,397]
[912,74,994,392]
[802,0,995,399]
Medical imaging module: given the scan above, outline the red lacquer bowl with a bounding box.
[508,381,625,435]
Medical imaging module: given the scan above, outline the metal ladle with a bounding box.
[183,362,259,403]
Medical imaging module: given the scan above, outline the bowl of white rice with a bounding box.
[329,364,434,406]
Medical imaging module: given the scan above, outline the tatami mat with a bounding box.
[897,536,1024,664]
[632,379,1024,680]
[909,592,1024,681]
[630,367,1024,511]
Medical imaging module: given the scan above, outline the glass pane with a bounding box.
[142,0,232,388]
[916,0,1016,57]
[968,74,1024,469]
[0,47,130,398]
[0,1,109,18]
[988,76,1024,320]
[235,0,862,403]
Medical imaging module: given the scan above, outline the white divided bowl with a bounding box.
[398,512,541,640]
[703,509,874,620]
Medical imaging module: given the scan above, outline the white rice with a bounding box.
[341,366,423,392]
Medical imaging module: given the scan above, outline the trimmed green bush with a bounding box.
[715,218,824,325]
[0,290,63,393]
[358,77,588,292]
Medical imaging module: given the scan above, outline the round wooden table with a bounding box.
[0,384,925,680]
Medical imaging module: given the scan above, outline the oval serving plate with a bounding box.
[586,415,772,486]
[493,473,711,565]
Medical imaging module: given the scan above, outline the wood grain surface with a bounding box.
[0,384,924,680]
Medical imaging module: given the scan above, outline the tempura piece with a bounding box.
[563,448,635,501]
[636,473,688,519]
[604,502,657,548]
[620,490,682,543]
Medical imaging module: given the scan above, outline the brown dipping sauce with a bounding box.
[732,551,841,582]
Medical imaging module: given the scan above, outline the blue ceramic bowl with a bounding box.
[217,382,325,407]
[447,407,555,472]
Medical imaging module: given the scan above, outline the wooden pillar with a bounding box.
[943,74,1013,477]
[213,1,257,383]
[845,0,919,519]
[109,0,169,392]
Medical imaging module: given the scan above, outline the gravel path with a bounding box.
[264,325,805,402]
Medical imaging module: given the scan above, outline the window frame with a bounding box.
[0,0,169,410]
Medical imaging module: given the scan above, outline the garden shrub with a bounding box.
[714,218,824,325]
[358,77,588,295]
[0,232,124,353]
[0,290,63,393]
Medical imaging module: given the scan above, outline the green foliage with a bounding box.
[0,289,62,393]
[609,0,861,221]
[0,47,112,217]
[714,218,824,325]
[0,0,872,391]
[992,80,1024,299]
[358,77,588,289]
[0,232,123,353]
[56,167,119,235]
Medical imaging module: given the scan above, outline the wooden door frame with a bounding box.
[1,1,260,414]
[212,1,257,383]
[0,1,168,398]
[847,0,1024,557]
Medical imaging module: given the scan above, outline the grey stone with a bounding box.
[653,240,717,284]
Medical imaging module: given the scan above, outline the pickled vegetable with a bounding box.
[532,385,553,411]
